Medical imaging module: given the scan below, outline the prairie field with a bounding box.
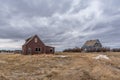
[0,52,120,80]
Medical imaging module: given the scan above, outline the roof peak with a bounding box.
[88,39,99,41]
[33,34,38,37]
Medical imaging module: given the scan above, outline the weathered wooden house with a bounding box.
[22,35,55,55]
[82,39,102,51]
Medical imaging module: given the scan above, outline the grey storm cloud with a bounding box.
[0,0,120,50]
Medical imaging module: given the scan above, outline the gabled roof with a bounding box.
[23,35,44,46]
[23,35,36,46]
[83,39,100,47]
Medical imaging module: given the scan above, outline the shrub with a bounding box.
[63,47,82,52]
[112,48,120,52]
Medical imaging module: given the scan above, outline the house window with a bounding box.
[35,48,38,51]
[50,48,53,52]
[35,38,38,43]
[35,48,41,52]
[38,48,41,51]
[95,43,98,46]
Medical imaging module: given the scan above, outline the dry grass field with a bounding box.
[0,52,120,80]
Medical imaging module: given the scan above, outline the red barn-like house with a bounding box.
[22,35,55,55]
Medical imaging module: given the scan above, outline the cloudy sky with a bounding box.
[0,0,120,51]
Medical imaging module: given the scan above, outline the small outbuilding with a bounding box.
[82,39,102,51]
[22,35,55,55]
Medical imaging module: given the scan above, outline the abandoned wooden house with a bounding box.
[82,39,102,51]
[22,35,55,55]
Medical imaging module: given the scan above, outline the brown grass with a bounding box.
[0,52,120,80]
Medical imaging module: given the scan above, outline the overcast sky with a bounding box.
[0,0,120,51]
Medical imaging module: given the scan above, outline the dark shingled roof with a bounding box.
[84,39,99,46]
[82,39,102,49]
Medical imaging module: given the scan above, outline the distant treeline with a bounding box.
[0,50,22,53]
[63,47,120,52]
[112,48,120,52]
[63,47,82,52]
[0,50,14,53]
